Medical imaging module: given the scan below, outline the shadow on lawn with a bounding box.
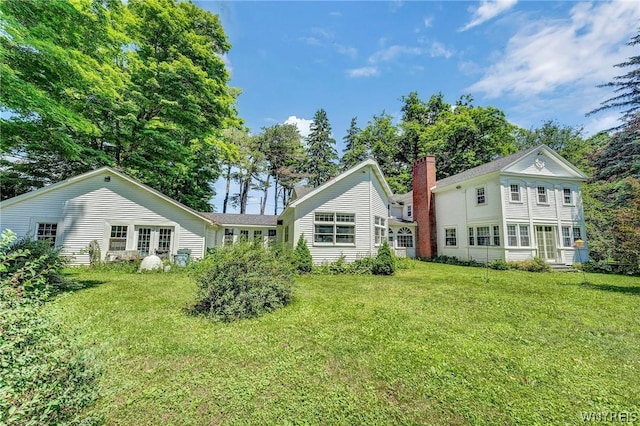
[581,282,640,295]
[62,279,105,293]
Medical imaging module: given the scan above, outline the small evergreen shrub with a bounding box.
[373,241,395,275]
[294,234,313,274]
[348,257,376,275]
[190,241,294,322]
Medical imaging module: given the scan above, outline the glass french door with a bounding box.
[136,226,173,257]
[535,226,556,261]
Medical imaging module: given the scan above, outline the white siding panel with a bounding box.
[294,166,388,263]
[1,171,208,264]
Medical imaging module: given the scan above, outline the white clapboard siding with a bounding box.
[0,170,209,264]
[292,164,390,263]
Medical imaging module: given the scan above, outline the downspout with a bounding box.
[369,166,373,257]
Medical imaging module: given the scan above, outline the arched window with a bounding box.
[397,227,413,248]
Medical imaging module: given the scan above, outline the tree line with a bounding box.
[1,1,637,270]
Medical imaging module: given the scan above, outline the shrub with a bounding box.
[6,235,71,296]
[190,241,294,322]
[508,257,552,273]
[348,257,375,275]
[373,241,395,275]
[0,230,101,425]
[294,234,313,274]
[489,259,510,270]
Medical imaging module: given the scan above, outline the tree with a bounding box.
[0,0,240,211]
[398,92,447,165]
[306,109,338,187]
[588,28,640,129]
[294,234,313,273]
[340,117,368,171]
[257,124,306,214]
[359,112,407,192]
[419,97,518,179]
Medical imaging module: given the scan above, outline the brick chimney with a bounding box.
[412,156,436,258]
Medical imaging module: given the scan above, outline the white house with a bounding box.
[411,145,589,265]
[0,144,588,266]
[278,159,402,263]
[0,167,214,264]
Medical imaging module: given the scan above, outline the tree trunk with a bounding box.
[273,179,279,215]
[260,174,270,215]
[222,164,231,213]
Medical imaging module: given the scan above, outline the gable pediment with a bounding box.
[502,147,587,180]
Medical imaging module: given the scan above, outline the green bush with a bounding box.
[348,257,376,274]
[508,257,552,272]
[373,241,395,275]
[190,241,294,322]
[6,235,71,296]
[0,230,101,425]
[294,234,313,274]
[489,259,510,270]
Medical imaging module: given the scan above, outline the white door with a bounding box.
[535,226,556,262]
[136,226,173,258]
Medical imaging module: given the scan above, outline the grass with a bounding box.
[50,262,639,425]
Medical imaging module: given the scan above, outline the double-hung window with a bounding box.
[492,225,500,246]
[109,225,128,251]
[468,227,475,246]
[506,224,531,247]
[314,212,355,244]
[562,226,582,247]
[477,226,491,246]
[507,225,518,246]
[476,187,486,205]
[510,184,521,202]
[537,186,548,204]
[519,225,530,246]
[563,188,573,205]
[224,228,234,245]
[445,228,457,246]
[374,216,386,245]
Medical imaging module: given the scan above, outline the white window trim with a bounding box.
[562,187,575,206]
[445,227,457,247]
[562,225,583,247]
[506,223,531,247]
[313,212,356,246]
[374,215,387,246]
[536,186,549,205]
[509,183,522,203]
[476,187,487,206]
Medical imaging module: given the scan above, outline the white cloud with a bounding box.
[346,66,379,78]
[460,0,518,31]
[335,44,358,58]
[303,37,321,46]
[429,42,452,59]
[369,45,423,63]
[468,0,640,99]
[284,116,313,138]
[219,53,232,75]
[329,11,342,17]
[423,16,433,28]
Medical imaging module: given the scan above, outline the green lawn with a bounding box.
[50,263,639,425]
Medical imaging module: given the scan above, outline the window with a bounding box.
[314,212,355,244]
[468,227,475,246]
[510,184,521,202]
[477,226,491,246]
[374,216,386,245]
[37,223,58,247]
[156,228,172,257]
[537,186,548,204]
[507,225,518,246]
[224,228,234,245]
[267,229,276,245]
[240,230,249,241]
[562,227,572,247]
[506,224,531,247]
[388,229,394,243]
[476,187,486,205]
[493,225,500,246]
[573,227,582,242]
[563,188,573,205]
[407,205,412,218]
[396,227,413,248]
[137,228,151,255]
[254,230,262,241]
[109,225,127,251]
[284,226,289,243]
[445,228,457,246]
[519,225,530,246]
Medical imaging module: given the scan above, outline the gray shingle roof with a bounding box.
[390,191,413,204]
[202,213,279,226]
[434,145,539,189]
[389,217,415,226]
[293,186,313,199]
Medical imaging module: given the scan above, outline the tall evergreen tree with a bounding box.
[306,109,338,187]
[340,117,368,171]
[588,28,640,129]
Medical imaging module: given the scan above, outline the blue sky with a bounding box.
[199,0,640,213]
